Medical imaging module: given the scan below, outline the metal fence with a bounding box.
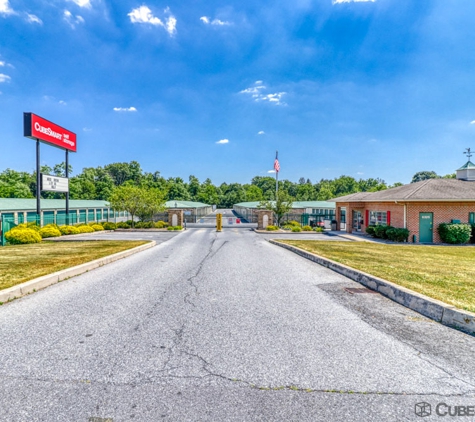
[277,213,336,227]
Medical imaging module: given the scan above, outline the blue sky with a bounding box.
[1,0,475,185]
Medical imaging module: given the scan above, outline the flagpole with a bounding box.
[275,150,278,199]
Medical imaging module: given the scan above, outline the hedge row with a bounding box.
[366,225,410,242]
[4,221,113,245]
[115,220,170,229]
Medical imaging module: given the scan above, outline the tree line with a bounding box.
[0,161,455,207]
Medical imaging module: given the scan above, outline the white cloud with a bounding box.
[128,5,176,36]
[26,13,42,24]
[0,73,11,83]
[332,0,375,4]
[83,127,92,132]
[64,10,84,28]
[69,0,92,8]
[59,100,67,105]
[0,0,14,15]
[166,15,177,35]
[356,172,364,175]
[470,120,475,125]
[240,81,287,106]
[200,16,231,26]
[258,131,265,135]
[216,139,229,144]
[113,107,137,112]
[268,170,276,174]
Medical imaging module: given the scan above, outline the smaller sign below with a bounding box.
[228,218,233,224]
[41,174,69,192]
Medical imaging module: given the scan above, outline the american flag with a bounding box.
[274,153,280,173]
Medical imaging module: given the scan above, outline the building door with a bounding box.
[419,212,433,243]
[352,211,362,232]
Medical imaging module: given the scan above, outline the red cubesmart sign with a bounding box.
[24,112,77,152]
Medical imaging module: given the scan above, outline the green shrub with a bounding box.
[302,225,312,231]
[286,220,301,227]
[5,228,42,244]
[438,223,472,244]
[386,227,410,242]
[314,227,324,233]
[366,226,376,236]
[135,221,154,229]
[281,225,292,231]
[58,225,80,235]
[88,222,97,227]
[373,225,393,239]
[77,225,94,233]
[174,225,183,230]
[266,225,278,231]
[102,222,117,230]
[39,226,62,238]
[291,226,302,232]
[154,221,169,228]
[91,224,104,231]
[116,222,130,229]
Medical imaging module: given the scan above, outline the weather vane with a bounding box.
[464,148,472,160]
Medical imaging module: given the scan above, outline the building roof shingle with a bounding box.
[330,178,475,203]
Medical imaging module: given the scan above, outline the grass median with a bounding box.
[277,240,475,313]
[0,240,149,291]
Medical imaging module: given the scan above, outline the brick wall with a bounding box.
[336,200,475,243]
[407,202,475,243]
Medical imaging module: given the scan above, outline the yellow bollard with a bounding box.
[216,213,222,232]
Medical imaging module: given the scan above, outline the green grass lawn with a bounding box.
[0,240,148,291]
[277,240,475,313]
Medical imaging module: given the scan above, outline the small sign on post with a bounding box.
[41,174,69,192]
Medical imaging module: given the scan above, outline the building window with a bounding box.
[369,211,387,226]
[470,212,475,224]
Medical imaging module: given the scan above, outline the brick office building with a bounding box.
[331,160,475,243]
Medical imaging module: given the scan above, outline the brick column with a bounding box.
[257,210,274,230]
[168,209,184,227]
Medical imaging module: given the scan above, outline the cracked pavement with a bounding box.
[1,228,475,421]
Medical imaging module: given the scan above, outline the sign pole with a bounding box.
[65,149,69,223]
[275,150,279,199]
[36,139,41,218]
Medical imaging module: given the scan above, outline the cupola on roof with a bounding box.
[456,148,475,181]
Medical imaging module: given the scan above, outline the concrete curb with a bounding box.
[0,241,156,304]
[269,239,475,335]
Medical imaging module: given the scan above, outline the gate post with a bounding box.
[168,209,184,227]
[257,210,274,230]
